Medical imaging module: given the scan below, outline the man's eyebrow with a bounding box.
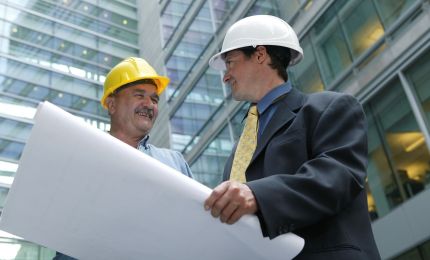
[223,52,240,60]
[133,89,159,98]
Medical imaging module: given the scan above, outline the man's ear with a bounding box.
[255,45,268,64]
[105,96,116,115]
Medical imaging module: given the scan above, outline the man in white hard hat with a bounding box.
[204,15,380,259]
[54,57,193,260]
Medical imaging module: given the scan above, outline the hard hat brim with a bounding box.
[208,51,227,71]
[208,46,304,71]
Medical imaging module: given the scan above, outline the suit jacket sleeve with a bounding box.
[246,93,368,239]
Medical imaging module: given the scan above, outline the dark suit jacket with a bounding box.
[223,89,380,259]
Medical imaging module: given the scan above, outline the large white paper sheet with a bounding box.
[0,102,304,259]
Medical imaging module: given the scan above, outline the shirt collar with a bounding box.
[257,81,292,115]
[138,135,150,150]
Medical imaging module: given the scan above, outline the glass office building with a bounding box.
[0,0,138,258]
[0,0,430,259]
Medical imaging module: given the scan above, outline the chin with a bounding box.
[137,123,152,133]
[232,93,246,102]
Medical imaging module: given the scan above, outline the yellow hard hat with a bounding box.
[101,57,170,109]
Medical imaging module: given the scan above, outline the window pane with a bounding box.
[375,0,418,29]
[365,79,430,218]
[190,127,232,187]
[0,118,32,141]
[337,0,384,58]
[289,35,324,93]
[312,6,351,84]
[406,48,430,188]
[170,67,225,151]
[0,140,24,161]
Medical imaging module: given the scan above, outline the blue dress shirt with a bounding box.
[256,81,292,138]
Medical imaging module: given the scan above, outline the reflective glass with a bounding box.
[10,0,138,41]
[165,1,214,98]
[161,0,192,45]
[247,0,279,15]
[365,79,430,218]
[99,38,138,59]
[0,237,55,260]
[395,249,421,260]
[101,0,137,18]
[1,186,8,209]
[165,0,238,100]
[279,0,303,20]
[374,0,418,29]
[0,76,107,117]
[54,24,97,49]
[337,0,384,58]
[406,48,430,188]
[289,35,324,93]
[211,0,238,29]
[171,67,225,150]
[51,73,99,99]
[4,6,54,34]
[312,6,351,85]
[0,117,32,141]
[0,140,24,161]
[190,127,232,187]
[1,58,50,86]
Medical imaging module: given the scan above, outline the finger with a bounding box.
[226,207,245,225]
[226,184,258,224]
[220,201,240,223]
[204,181,229,211]
[211,182,241,218]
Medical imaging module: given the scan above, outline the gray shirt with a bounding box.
[138,135,193,178]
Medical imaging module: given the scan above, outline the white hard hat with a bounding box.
[209,15,303,71]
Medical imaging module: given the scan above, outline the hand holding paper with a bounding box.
[0,102,304,260]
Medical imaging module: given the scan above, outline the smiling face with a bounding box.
[106,82,159,139]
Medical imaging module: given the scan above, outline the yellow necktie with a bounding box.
[230,105,259,183]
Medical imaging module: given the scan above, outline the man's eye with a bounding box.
[151,97,159,104]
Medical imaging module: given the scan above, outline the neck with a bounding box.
[254,75,285,102]
[109,128,147,149]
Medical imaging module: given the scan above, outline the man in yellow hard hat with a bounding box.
[54,57,192,260]
[204,15,380,259]
[101,57,192,177]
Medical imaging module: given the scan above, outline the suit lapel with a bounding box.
[223,88,306,180]
[251,88,305,164]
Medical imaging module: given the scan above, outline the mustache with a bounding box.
[134,107,154,119]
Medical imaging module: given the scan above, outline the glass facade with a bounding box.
[366,78,430,218]
[0,0,429,258]
[289,0,419,90]
[0,0,139,258]
[163,0,238,152]
[160,0,192,46]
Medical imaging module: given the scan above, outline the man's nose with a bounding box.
[223,73,230,83]
[141,95,153,107]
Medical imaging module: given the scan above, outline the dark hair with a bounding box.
[236,45,291,81]
[113,78,157,95]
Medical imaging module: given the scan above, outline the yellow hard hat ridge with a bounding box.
[101,57,170,109]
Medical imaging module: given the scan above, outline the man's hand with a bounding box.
[204,180,258,224]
